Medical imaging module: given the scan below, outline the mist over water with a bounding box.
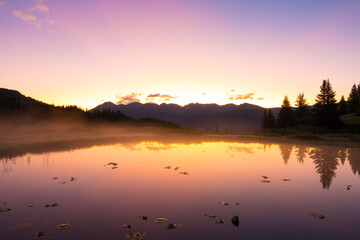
[1,140,360,240]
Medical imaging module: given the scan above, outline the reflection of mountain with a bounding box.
[309,148,339,190]
[348,148,360,175]
[279,144,294,164]
[94,102,280,133]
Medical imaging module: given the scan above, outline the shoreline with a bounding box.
[1,125,360,160]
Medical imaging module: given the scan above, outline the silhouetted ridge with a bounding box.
[93,101,278,133]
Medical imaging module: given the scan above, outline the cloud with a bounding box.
[31,0,49,13]
[13,10,37,21]
[257,97,265,100]
[146,93,178,101]
[202,93,207,95]
[12,0,57,29]
[228,146,254,154]
[47,19,57,24]
[116,93,141,105]
[228,92,255,100]
[0,2,5,8]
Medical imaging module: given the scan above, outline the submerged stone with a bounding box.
[203,213,217,218]
[308,212,326,219]
[167,223,181,229]
[0,208,11,213]
[215,219,225,224]
[126,232,146,239]
[138,215,148,220]
[122,224,134,229]
[231,216,239,227]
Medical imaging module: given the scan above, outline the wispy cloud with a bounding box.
[116,93,141,105]
[146,93,178,102]
[12,0,56,29]
[13,10,37,21]
[228,92,255,100]
[31,0,49,13]
[0,2,5,8]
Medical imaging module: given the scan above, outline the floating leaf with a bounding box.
[262,176,268,179]
[231,216,239,227]
[122,224,134,229]
[218,201,229,206]
[167,223,181,230]
[308,212,326,219]
[60,181,67,184]
[56,223,71,230]
[203,213,217,218]
[107,162,118,166]
[347,185,352,190]
[45,203,58,208]
[70,177,76,181]
[126,232,146,240]
[155,217,168,224]
[179,171,189,175]
[0,208,11,213]
[29,231,46,238]
[138,215,148,220]
[28,205,35,208]
[215,219,225,224]
[236,202,242,206]
[164,166,171,169]
[112,166,118,169]
[282,179,291,181]
[52,177,58,180]
[174,167,180,171]
[261,180,271,183]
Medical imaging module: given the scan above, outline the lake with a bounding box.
[1,140,360,239]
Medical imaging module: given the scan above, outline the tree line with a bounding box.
[262,79,360,130]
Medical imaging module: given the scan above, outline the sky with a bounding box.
[0,0,359,109]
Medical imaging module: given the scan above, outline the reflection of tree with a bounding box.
[294,146,309,164]
[347,148,360,175]
[337,148,348,166]
[279,144,294,164]
[1,158,17,176]
[309,148,339,190]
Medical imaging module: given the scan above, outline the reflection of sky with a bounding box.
[0,0,359,109]
[1,142,360,239]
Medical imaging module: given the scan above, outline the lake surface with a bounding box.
[1,140,360,239]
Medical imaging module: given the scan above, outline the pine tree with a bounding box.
[347,83,360,114]
[262,109,275,129]
[277,96,295,128]
[294,93,309,121]
[312,79,342,128]
[338,95,347,115]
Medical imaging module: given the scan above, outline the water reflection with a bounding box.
[1,139,360,239]
[309,148,339,190]
[348,148,360,175]
[279,144,294,165]
[1,139,360,192]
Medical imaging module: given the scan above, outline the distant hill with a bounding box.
[93,102,280,133]
[0,88,181,129]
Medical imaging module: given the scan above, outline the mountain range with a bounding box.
[93,101,280,133]
[0,88,280,133]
